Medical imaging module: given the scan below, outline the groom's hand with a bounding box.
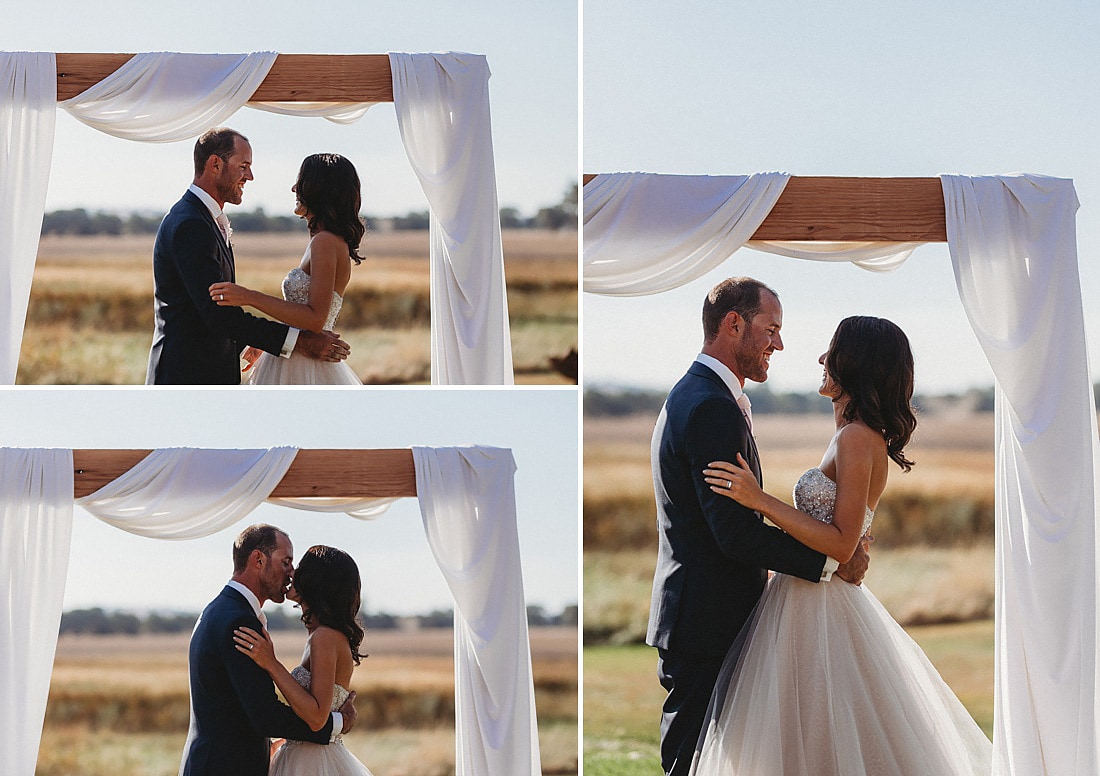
[339,690,357,733]
[295,330,351,362]
[835,534,873,586]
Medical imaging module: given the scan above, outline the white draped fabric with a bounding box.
[942,174,1099,776]
[0,53,55,384]
[581,172,918,296]
[59,52,277,142]
[0,445,539,776]
[0,449,73,776]
[582,171,1099,775]
[0,51,512,385]
[391,53,514,385]
[412,446,540,775]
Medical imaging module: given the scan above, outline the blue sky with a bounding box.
[1,0,577,217]
[583,1,1100,394]
[0,389,578,616]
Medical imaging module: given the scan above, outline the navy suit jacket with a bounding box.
[647,361,828,658]
[147,191,290,384]
[180,586,332,776]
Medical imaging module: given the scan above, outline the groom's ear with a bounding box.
[723,310,742,335]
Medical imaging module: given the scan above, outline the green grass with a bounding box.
[583,621,994,775]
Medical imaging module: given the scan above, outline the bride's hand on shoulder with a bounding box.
[233,626,278,672]
[209,281,253,307]
[704,454,763,509]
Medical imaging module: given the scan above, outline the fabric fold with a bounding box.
[412,445,541,775]
[0,52,56,384]
[0,448,74,776]
[943,173,1098,776]
[59,52,277,142]
[391,52,514,385]
[76,447,298,539]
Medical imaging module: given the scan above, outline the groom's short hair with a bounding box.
[233,524,286,572]
[702,277,778,343]
[194,127,248,176]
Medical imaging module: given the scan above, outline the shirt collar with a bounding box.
[695,353,746,400]
[188,183,224,220]
[226,579,263,619]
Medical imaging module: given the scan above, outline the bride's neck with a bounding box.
[832,395,851,428]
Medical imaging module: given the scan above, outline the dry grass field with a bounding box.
[38,626,578,776]
[21,230,577,385]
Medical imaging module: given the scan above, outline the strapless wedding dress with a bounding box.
[268,665,374,776]
[248,266,362,385]
[691,468,993,775]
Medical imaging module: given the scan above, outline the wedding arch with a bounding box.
[584,172,1100,776]
[1,445,541,776]
[0,51,514,385]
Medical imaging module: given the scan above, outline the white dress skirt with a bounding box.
[247,265,362,386]
[269,666,374,776]
[691,468,993,776]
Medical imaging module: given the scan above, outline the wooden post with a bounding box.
[582,174,947,242]
[71,449,417,499]
[55,53,394,103]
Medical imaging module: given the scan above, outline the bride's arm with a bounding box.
[703,427,876,563]
[209,233,344,332]
[233,626,338,732]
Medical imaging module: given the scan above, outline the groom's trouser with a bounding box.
[657,648,725,776]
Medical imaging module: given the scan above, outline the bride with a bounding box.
[233,545,374,775]
[209,153,364,385]
[693,316,992,775]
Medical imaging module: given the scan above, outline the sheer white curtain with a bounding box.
[582,171,1099,774]
[0,51,512,385]
[0,446,538,776]
[391,53,513,385]
[0,53,55,384]
[0,449,74,776]
[943,173,1098,775]
[413,446,540,775]
[582,172,918,296]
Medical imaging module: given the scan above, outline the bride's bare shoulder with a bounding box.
[836,421,887,456]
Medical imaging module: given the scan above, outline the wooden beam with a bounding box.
[72,449,416,499]
[583,175,947,242]
[55,53,394,103]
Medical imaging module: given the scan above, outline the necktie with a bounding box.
[736,392,753,432]
[215,212,231,243]
[258,609,268,630]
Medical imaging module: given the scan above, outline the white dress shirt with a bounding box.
[694,354,839,581]
[225,579,343,737]
[188,184,297,358]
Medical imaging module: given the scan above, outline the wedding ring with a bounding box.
[248,644,254,650]
[725,479,732,489]
[218,294,223,301]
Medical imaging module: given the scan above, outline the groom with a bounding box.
[180,524,356,776]
[648,277,869,776]
[146,127,350,384]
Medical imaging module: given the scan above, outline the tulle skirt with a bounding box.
[270,738,374,776]
[691,573,992,776]
[248,352,362,385]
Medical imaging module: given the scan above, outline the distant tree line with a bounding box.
[58,603,578,635]
[584,384,1100,417]
[40,182,578,236]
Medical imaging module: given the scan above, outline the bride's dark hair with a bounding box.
[295,153,365,265]
[293,545,366,664]
[825,316,917,472]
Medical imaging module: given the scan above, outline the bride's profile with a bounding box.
[693,316,992,775]
[209,153,364,385]
[233,545,374,776]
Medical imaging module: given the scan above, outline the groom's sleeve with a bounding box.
[220,615,333,745]
[686,396,828,583]
[169,218,291,356]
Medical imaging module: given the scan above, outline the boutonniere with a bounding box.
[226,224,233,245]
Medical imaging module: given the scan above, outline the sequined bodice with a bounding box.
[290,664,351,712]
[793,468,874,536]
[282,267,343,330]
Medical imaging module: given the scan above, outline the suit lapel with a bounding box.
[182,190,234,281]
[689,361,763,483]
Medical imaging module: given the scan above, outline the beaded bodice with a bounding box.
[282,267,343,330]
[289,664,351,713]
[793,468,875,537]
